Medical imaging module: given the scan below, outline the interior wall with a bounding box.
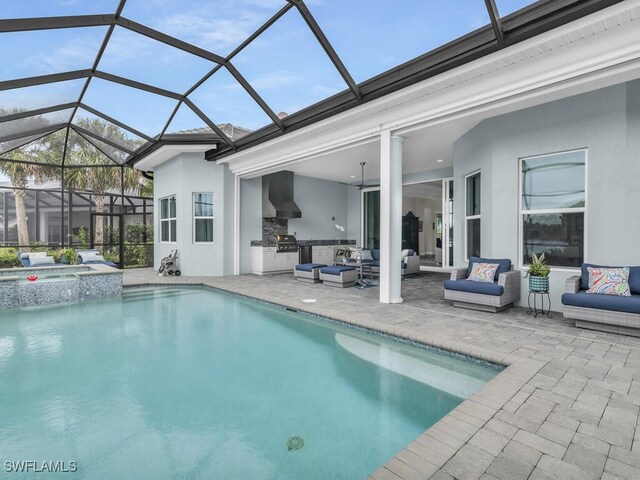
[453,79,640,308]
[288,174,351,241]
[346,186,361,244]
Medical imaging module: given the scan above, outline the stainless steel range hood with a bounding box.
[262,171,302,219]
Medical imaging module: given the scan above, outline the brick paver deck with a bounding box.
[124,269,640,480]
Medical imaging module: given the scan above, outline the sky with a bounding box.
[0,0,536,142]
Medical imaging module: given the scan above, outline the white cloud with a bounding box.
[22,42,97,74]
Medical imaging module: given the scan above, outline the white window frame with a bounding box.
[193,192,214,244]
[159,195,176,243]
[518,148,588,271]
[464,170,481,261]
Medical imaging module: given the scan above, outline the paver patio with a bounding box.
[124,269,640,480]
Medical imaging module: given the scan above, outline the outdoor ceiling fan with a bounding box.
[341,162,380,190]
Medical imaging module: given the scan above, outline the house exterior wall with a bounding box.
[453,80,640,308]
[154,152,234,276]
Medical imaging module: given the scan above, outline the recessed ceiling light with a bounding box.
[350,175,356,179]
[436,159,443,163]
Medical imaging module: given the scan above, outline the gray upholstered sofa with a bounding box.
[444,257,521,312]
[562,264,640,336]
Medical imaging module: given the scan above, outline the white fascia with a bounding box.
[223,0,640,178]
[134,144,217,172]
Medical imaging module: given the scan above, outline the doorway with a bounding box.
[361,177,454,269]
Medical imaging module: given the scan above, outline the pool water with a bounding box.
[0,287,499,479]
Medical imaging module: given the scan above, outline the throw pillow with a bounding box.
[467,263,499,283]
[81,252,106,263]
[586,267,631,296]
[29,255,55,266]
[400,249,411,261]
[360,249,374,261]
[26,252,48,259]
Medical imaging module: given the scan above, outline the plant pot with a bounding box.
[529,275,549,293]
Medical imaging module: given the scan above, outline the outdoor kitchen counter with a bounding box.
[250,241,357,275]
[250,239,357,246]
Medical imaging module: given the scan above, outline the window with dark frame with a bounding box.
[193,193,213,243]
[521,150,586,268]
[465,172,481,259]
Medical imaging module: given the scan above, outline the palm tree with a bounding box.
[0,108,63,250]
[64,118,151,248]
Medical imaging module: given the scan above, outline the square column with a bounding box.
[379,131,404,304]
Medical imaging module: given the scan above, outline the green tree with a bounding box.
[0,108,63,250]
[64,117,151,247]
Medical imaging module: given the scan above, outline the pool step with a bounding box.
[123,288,199,301]
[335,333,486,399]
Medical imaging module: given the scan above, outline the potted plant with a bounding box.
[527,252,551,292]
[335,247,352,264]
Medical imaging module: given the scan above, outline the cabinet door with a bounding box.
[286,253,298,269]
[263,251,275,271]
[312,246,325,264]
[274,253,288,271]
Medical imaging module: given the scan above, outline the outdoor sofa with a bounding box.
[444,257,520,312]
[562,263,640,336]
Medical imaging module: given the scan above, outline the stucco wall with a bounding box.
[154,152,234,276]
[288,175,351,241]
[453,80,640,308]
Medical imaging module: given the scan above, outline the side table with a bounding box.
[527,290,553,318]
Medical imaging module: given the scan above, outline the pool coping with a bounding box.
[123,281,546,479]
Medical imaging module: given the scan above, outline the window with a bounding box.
[465,172,481,259]
[520,150,586,268]
[193,193,213,243]
[160,195,176,242]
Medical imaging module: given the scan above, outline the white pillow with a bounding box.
[400,249,411,261]
[22,251,47,259]
[82,252,105,262]
[29,255,56,266]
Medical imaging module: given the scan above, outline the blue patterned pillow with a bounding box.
[467,263,499,283]
[586,267,631,296]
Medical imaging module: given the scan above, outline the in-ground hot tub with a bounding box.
[0,264,122,309]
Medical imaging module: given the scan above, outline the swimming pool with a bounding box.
[0,287,499,479]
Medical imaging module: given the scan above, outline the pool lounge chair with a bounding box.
[76,249,118,268]
[18,251,66,267]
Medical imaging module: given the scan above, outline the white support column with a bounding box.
[233,174,241,275]
[379,130,404,304]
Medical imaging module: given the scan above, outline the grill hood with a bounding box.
[262,171,302,219]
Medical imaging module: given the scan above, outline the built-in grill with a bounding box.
[274,234,299,253]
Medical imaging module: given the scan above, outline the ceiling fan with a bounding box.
[340,162,380,190]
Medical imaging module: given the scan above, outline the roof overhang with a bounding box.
[204,0,628,164]
[134,143,218,172]
[216,0,640,179]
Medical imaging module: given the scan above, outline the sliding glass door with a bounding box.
[443,179,454,267]
[363,189,380,249]
[362,178,453,267]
